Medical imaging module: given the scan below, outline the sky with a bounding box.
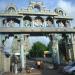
[0,0,75,46]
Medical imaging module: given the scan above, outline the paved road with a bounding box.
[4,59,64,75]
[26,59,63,75]
[41,67,62,75]
[4,69,41,75]
[4,69,62,75]
[42,62,63,75]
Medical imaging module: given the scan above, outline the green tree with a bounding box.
[29,41,47,57]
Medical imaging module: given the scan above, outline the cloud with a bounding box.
[42,0,58,9]
[0,1,8,10]
[29,36,49,47]
[0,0,28,10]
[57,0,72,14]
[57,0,75,27]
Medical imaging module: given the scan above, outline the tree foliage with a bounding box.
[29,41,47,57]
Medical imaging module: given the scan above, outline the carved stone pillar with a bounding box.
[0,18,3,27]
[54,19,58,28]
[49,34,60,64]
[67,34,73,61]
[0,47,4,73]
[20,34,30,70]
[44,18,46,27]
[20,18,25,69]
[20,17,23,27]
[20,35,25,69]
[23,34,30,71]
[24,34,30,53]
[0,34,2,48]
[72,34,75,60]
[32,17,35,27]
[12,35,20,53]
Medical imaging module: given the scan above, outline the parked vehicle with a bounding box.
[63,61,75,75]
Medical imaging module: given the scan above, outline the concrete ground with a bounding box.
[4,69,41,75]
[4,65,63,75]
[4,69,63,75]
[4,59,64,75]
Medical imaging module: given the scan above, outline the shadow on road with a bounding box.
[41,68,61,75]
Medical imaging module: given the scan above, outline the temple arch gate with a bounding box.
[0,2,74,73]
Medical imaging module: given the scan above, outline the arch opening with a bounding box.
[23,16,32,21]
[8,7,16,12]
[46,16,53,27]
[34,4,41,11]
[23,16,32,27]
[56,20,70,27]
[3,18,20,27]
[34,16,44,27]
